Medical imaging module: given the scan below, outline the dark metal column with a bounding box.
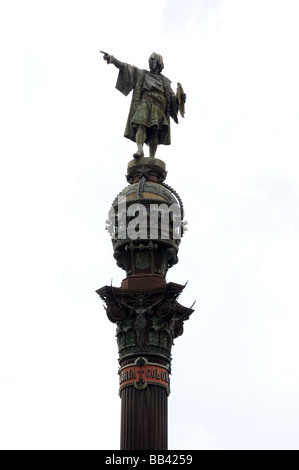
[120,385,168,450]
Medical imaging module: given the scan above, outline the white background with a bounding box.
[0,0,299,449]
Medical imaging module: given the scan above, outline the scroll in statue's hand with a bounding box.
[177,83,186,118]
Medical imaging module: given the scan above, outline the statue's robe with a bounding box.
[115,62,179,146]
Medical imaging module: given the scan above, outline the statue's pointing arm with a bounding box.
[102,53,122,69]
[102,52,137,97]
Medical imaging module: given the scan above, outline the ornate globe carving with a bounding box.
[106,158,186,280]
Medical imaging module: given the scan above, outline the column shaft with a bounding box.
[120,385,168,450]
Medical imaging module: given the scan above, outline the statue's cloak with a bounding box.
[115,62,179,145]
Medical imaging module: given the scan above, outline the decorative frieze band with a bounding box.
[119,357,170,396]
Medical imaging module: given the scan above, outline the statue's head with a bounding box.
[149,53,164,73]
[136,296,146,307]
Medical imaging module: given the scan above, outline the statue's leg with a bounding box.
[149,130,158,159]
[133,125,146,159]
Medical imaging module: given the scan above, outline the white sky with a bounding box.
[0,0,299,450]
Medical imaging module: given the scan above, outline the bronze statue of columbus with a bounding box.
[101,52,186,159]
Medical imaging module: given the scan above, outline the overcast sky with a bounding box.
[1,0,299,450]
